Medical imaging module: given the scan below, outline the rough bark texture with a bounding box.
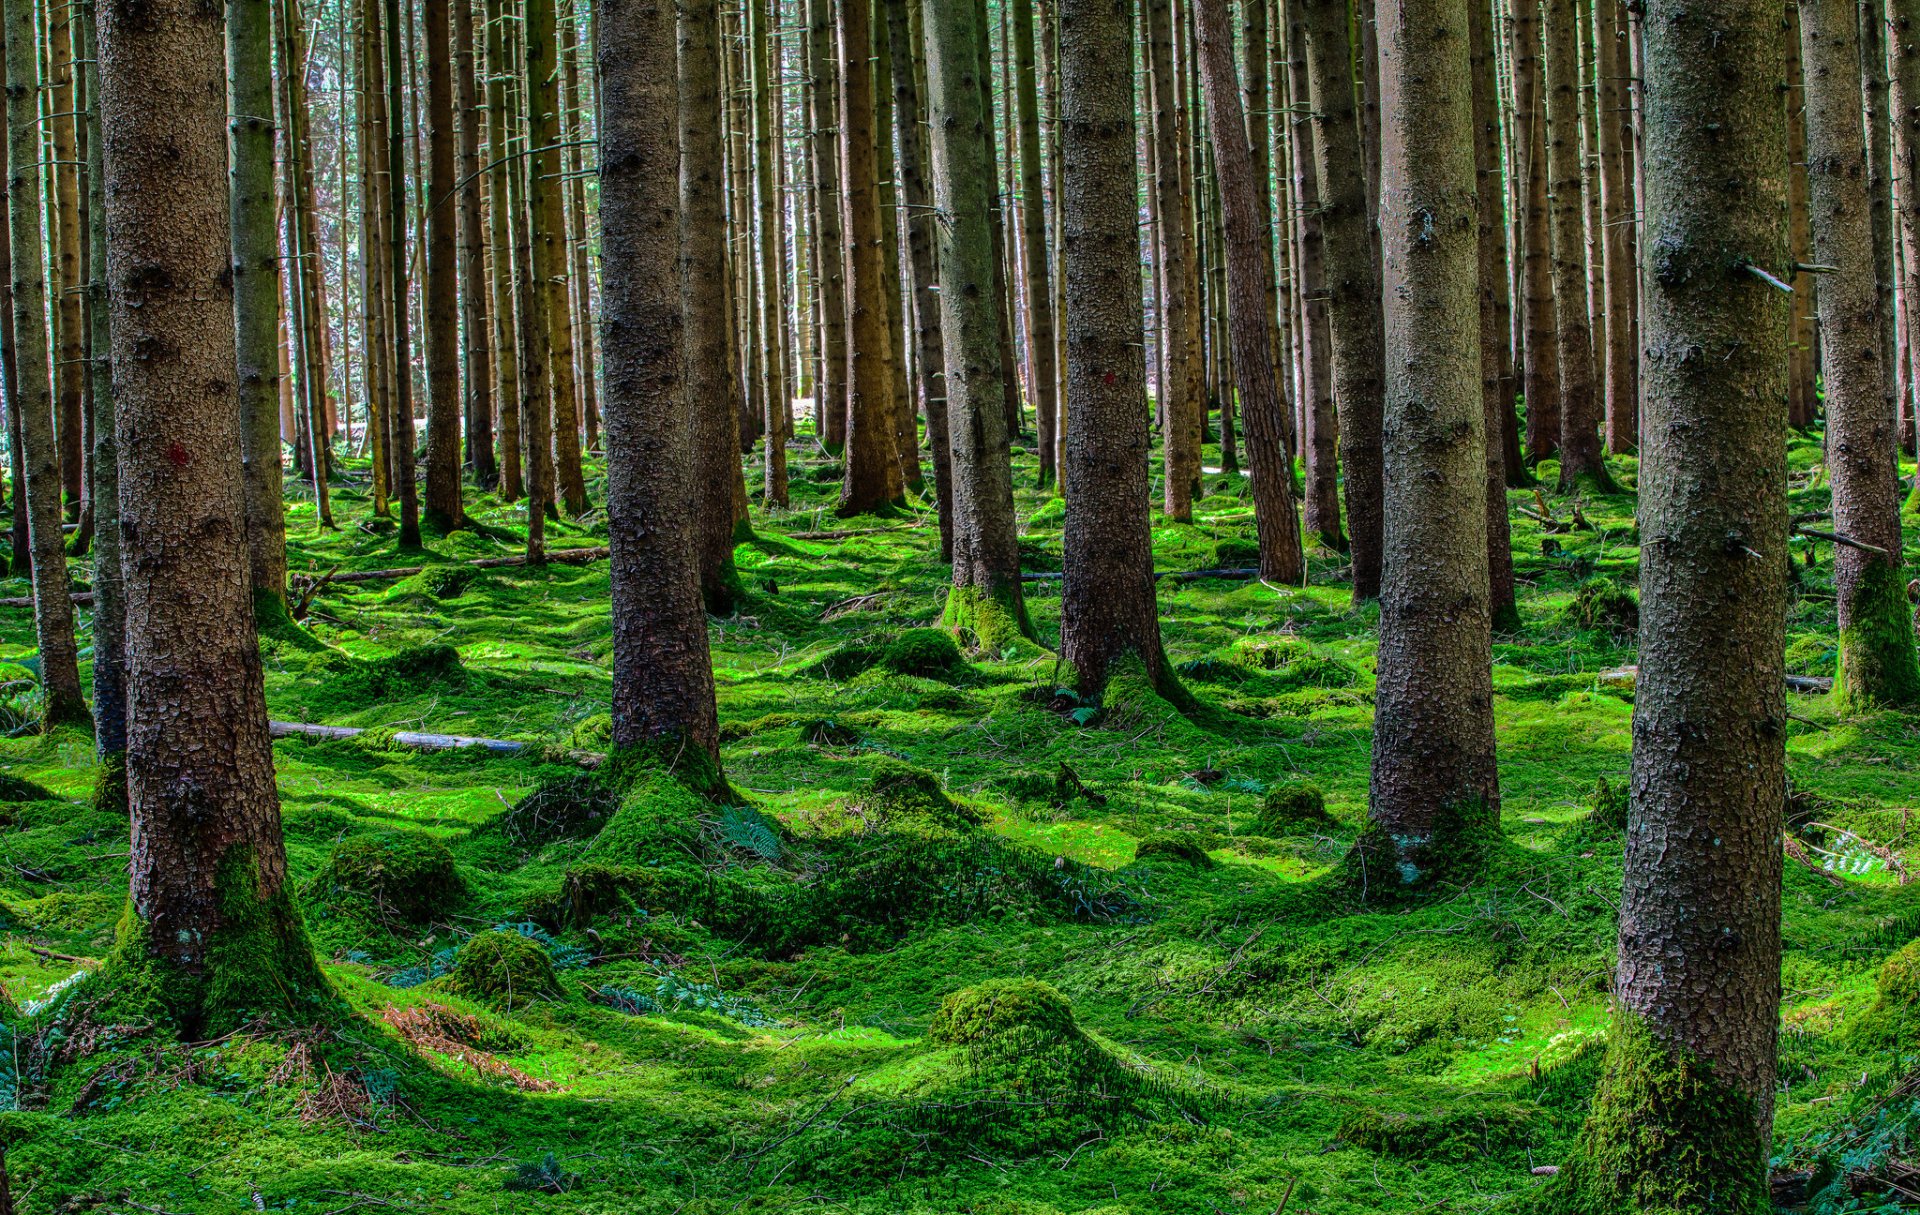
[1349,0,1498,898]
[1592,0,1636,453]
[601,0,722,768]
[1284,7,1342,551]
[456,0,497,489]
[1471,0,1517,630]
[230,0,289,610]
[1194,0,1303,584]
[4,0,88,727]
[98,0,329,1034]
[1786,0,1818,432]
[516,0,556,561]
[423,0,466,532]
[383,0,421,545]
[682,0,748,614]
[561,14,602,453]
[1297,0,1384,601]
[48,0,84,523]
[1146,0,1198,522]
[925,0,1033,653]
[484,0,522,500]
[1542,0,1611,488]
[79,0,123,771]
[751,0,791,500]
[838,0,903,515]
[528,0,588,517]
[1513,1,1560,463]
[1011,0,1058,488]
[806,0,847,453]
[1550,1,1788,1207]
[1801,0,1920,708]
[1058,0,1171,699]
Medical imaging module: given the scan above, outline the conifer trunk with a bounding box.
[1471,0,1518,631]
[1593,0,1636,452]
[1542,0,1611,487]
[1513,3,1560,463]
[561,10,601,452]
[1011,0,1058,488]
[806,0,847,452]
[423,0,466,532]
[1146,0,1198,523]
[752,0,791,500]
[484,0,523,500]
[527,0,587,516]
[48,0,83,522]
[383,0,421,544]
[1284,8,1342,551]
[1786,0,1818,431]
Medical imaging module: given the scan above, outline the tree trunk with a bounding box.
[4,0,89,727]
[1011,0,1058,489]
[1144,0,1197,523]
[1057,0,1174,700]
[1242,0,1282,469]
[276,0,337,529]
[97,0,329,1035]
[561,10,602,453]
[455,0,497,490]
[924,0,1034,652]
[527,0,587,517]
[1194,0,1304,585]
[600,0,723,770]
[377,0,420,544]
[806,0,847,453]
[871,0,919,492]
[1283,7,1342,551]
[515,0,554,560]
[485,0,523,500]
[1787,0,1818,431]
[1593,0,1636,452]
[1895,0,1920,494]
[1472,0,1519,632]
[423,0,466,532]
[1553,0,1788,1203]
[1801,0,1920,707]
[1297,0,1384,601]
[0,160,21,578]
[48,0,84,523]
[1863,0,1902,466]
[1349,0,1499,897]
[1543,0,1611,487]
[1514,1,1561,464]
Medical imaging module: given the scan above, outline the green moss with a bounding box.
[1545,1013,1770,1215]
[443,930,563,1005]
[940,583,1036,656]
[1834,561,1920,711]
[1211,538,1260,568]
[1133,831,1214,868]
[1337,1101,1533,1160]
[580,767,711,867]
[1586,776,1630,833]
[799,641,883,681]
[320,643,466,705]
[1254,781,1333,835]
[1344,796,1498,901]
[1784,632,1837,678]
[90,750,127,814]
[494,770,622,847]
[308,832,465,923]
[253,585,326,652]
[854,759,983,833]
[393,565,480,601]
[879,627,968,679]
[0,772,55,803]
[1559,578,1640,639]
[929,978,1080,1048]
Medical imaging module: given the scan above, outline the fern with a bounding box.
[717,804,783,864]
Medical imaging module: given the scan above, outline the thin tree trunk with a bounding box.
[1472,0,1519,631]
[383,0,422,544]
[97,0,329,1035]
[1863,0,1902,466]
[1593,0,1636,452]
[806,0,847,452]
[515,0,554,560]
[48,0,83,522]
[485,0,523,499]
[751,0,792,507]
[1146,0,1197,522]
[1787,1,1818,431]
[1544,0,1611,487]
[561,7,601,452]
[277,0,337,528]
[1284,7,1342,550]
[457,0,498,489]
[423,0,466,531]
[1555,0,1787,1202]
[1011,0,1058,488]
[1514,0,1560,463]
[526,0,587,516]
[837,0,902,515]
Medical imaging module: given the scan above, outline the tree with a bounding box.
[1295,0,1384,601]
[456,0,497,489]
[528,0,589,517]
[422,0,466,532]
[382,0,422,546]
[1800,0,1920,709]
[1512,0,1559,465]
[1283,8,1342,552]
[1348,0,1498,897]
[1144,0,1197,523]
[4,0,90,728]
[1470,0,1518,630]
[924,0,1034,652]
[485,0,524,502]
[1550,0,1789,1206]
[1058,0,1172,699]
[1009,0,1058,489]
[97,0,329,1034]
[805,0,847,453]
[601,0,723,770]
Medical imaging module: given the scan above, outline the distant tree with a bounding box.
[805,0,847,454]
[527,0,589,517]
[455,0,497,490]
[422,0,466,532]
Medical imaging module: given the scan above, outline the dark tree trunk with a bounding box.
[806,0,847,453]
[423,0,466,532]
[457,0,498,489]
[1513,3,1560,464]
[1194,0,1303,584]
[561,12,602,453]
[1284,7,1342,551]
[98,0,328,1034]
[1350,0,1499,897]
[528,0,588,516]
[1471,0,1518,631]
[750,0,791,500]
[1297,0,1384,601]
[384,0,422,546]
[516,0,555,561]
[1802,0,1920,707]
[485,0,523,500]
[1146,0,1198,523]
[1543,0,1612,488]
[839,0,903,515]
[1553,0,1789,1205]
[1593,0,1637,453]
[1011,0,1058,489]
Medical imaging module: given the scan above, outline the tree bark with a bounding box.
[1194,0,1303,585]
[1146,0,1198,523]
[1513,1,1560,464]
[1057,0,1174,700]
[750,0,791,507]
[456,0,498,489]
[1801,0,1920,707]
[561,10,602,453]
[97,0,329,1034]
[1786,0,1818,431]
[47,0,83,523]
[423,0,466,532]
[1351,0,1499,896]
[806,0,847,452]
[1283,6,1342,551]
[527,0,587,516]
[1011,0,1058,488]
[1554,0,1788,1203]
[381,0,422,544]
[4,0,89,727]
[1543,0,1611,488]
[485,0,523,500]
[1297,0,1384,601]
[1473,0,1518,630]
[1593,0,1636,453]
[601,0,723,770]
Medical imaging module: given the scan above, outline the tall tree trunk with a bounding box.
[561,8,602,452]
[423,0,466,532]
[1553,0,1788,1204]
[1242,0,1282,466]
[600,0,723,771]
[750,0,789,501]
[924,0,1034,651]
[456,0,497,489]
[806,0,847,452]
[1543,0,1612,487]
[683,0,748,613]
[1353,0,1499,897]
[1787,0,1819,431]
[1297,0,1384,600]
[1514,1,1561,463]
[384,0,422,544]
[838,0,903,515]
[277,0,337,528]
[1802,0,1920,707]
[527,0,587,516]
[233,0,289,614]
[97,0,329,1035]
[485,0,523,499]
[48,0,83,523]
[1593,0,1636,452]
[1285,7,1342,551]
[360,0,394,515]
[1058,0,1174,699]
[1146,0,1198,522]
[1864,0,1902,464]
[1011,0,1058,488]
[1895,0,1920,499]
[1194,0,1303,584]
[0,151,20,577]
[4,0,88,727]
[1472,0,1519,631]
[515,0,554,560]
[874,4,920,494]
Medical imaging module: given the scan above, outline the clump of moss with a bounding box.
[0,772,55,803]
[799,717,861,747]
[1133,832,1214,868]
[323,643,467,705]
[310,832,465,923]
[496,771,622,847]
[1174,656,1255,686]
[799,641,883,681]
[930,978,1081,1049]
[444,930,563,1005]
[1560,578,1640,639]
[1211,538,1260,568]
[1587,777,1630,833]
[1226,638,1361,690]
[394,565,480,601]
[15,891,121,933]
[1784,632,1837,678]
[1254,782,1333,835]
[581,767,712,866]
[1337,1101,1533,1160]
[880,627,968,679]
[1851,939,1920,1044]
[853,759,982,833]
[566,713,613,750]
[1002,763,1106,810]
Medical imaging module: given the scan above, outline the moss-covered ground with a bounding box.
[0,432,1917,1213]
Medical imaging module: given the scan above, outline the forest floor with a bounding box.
[0,429,1917,1214]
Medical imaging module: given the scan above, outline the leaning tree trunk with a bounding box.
[600,0,723,774]
[925,0,1035,653]
[1058,0,1175,699]
[1551,0,1789,1206]
[682,0,748,615]
[422,0,466,532]
[1296,0,1384,601]
[230,0,289,617]
[1349,0,1499,898]
[1801,0,1920,708]
[1193,0,1304,585]
[4,0,89,728]
[1543,0,1612,489]
[98,0,329,1036]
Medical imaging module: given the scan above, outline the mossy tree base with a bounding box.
[253,586,325,652]
[1834,561,1920,711]
[1342,797,1497,904]
[942,583,1037,656]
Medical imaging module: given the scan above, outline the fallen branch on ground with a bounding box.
[1021,566,1261,583]
[268,720,602,767]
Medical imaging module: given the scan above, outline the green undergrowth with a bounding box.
[0,433,1913,1212]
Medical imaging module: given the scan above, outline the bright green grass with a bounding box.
[0,430,1914,1214]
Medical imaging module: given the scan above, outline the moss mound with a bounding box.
[444,930,564,1004]
[1226,638,1361,689]
[929,978,1081,1048]
[309,832,464,923]
[1211,538,1260,567]
[800,641,883,681]
[1133,832,1214,868]
[853,759,982,833]
[395,565,480,600]
[799,717,861,747]
[880,627,968,679]
[1337,1101,1534,1160]
[0,772,56,803]
[496,771,622,847]
[321,643,467,705]
[1561,578,1640,638]
[1254,782,1333,835]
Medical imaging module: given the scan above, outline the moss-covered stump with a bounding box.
[308,832,464,923]
[1132,832,1214,868]
[852,759,983,833]
[940,585,1036,657]
[1254,782,1333,835]
[444,930,564,1006]
[880,627,969,680]
[495,771,623,848]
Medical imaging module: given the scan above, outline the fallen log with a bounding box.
[268,720,602,766]
[1020,566,1262,584]
[0,591,93,609]
[1599,666,1834,695]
